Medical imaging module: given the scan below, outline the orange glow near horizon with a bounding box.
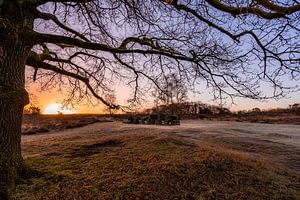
[26,77,300,114]
[43,103,74,115]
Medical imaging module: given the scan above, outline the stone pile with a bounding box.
[125,113,180,125]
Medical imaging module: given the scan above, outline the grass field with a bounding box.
[18,120,300,200]
[22,114,112,135]
[22,112,300,136]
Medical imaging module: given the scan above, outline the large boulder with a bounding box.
[126,113,180,125]
[165,115,180,125]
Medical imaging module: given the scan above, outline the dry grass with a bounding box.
[17,133,300,200]
[212,114,300,125]
[22,115,112,135]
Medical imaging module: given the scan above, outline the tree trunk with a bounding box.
[0,96,27,200]
[0,33,30,200]
[0,1,34,198]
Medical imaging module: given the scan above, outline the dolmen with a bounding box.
[125,113,180,125]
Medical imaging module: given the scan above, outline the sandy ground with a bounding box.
[22,120,300,174]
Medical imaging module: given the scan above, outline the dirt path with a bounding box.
[22,120,300,173]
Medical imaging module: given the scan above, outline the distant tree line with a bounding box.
[234,103,300,115]
[140,102,300,117]
[148,74,231,116]
[142,101,230,116]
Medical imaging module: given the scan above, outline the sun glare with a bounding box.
[43,103,74,115]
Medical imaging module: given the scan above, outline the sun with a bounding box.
[43,103,74,115]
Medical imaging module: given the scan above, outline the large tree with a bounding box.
[153,73,188,106]
[0,0,299,198]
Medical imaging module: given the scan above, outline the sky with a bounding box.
[27,1,299,114]
[26,75,300,114]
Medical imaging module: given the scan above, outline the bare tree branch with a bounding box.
[204,0,300,19]
[36,11,90,41]
[26,51,119,109]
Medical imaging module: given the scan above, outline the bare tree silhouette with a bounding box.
[0,0,299,198]
[152,73,188,111]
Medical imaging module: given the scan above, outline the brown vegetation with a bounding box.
[22,115,112,135]
[18,130,300,200]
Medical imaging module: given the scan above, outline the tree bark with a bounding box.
[0,7,31,197]
[0,43,30,200]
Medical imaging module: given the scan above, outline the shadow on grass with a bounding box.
[18,167,43,183]
[17,167,64,186]
[67,139,122,158]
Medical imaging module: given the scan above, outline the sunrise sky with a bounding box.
[21,1,299,115]
[26,74,300,114]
